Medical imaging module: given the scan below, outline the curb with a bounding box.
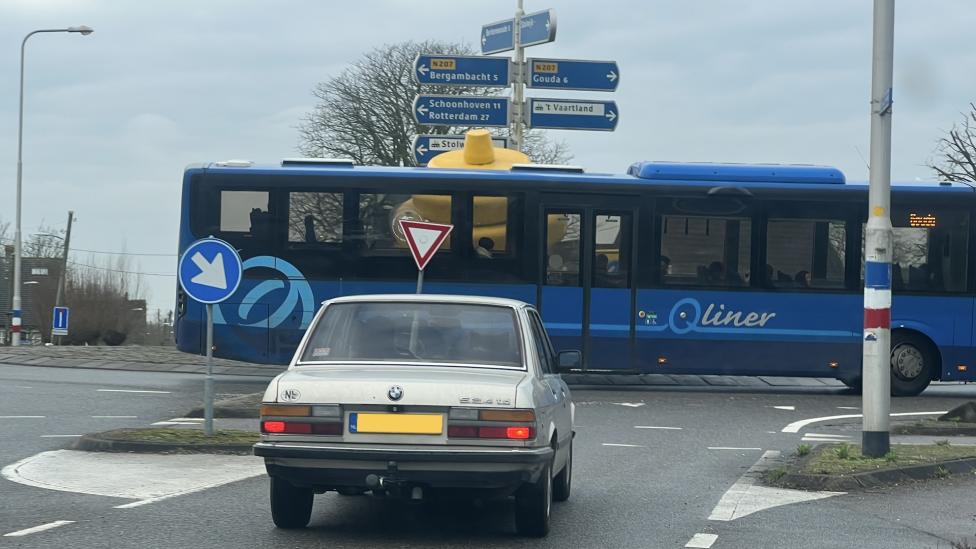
[776,457,976,491]
[891,425,976,437]
[186,393,263,419]
[72,431,256,455]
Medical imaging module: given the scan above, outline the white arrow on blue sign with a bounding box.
[526,58,619,92]
[178,237,243,304]
[526,98,619,131]
[414,54,511,87]
[413,134,510,165]
[480,9,556,55]
[52,306,69,336]
[414,95,511,127]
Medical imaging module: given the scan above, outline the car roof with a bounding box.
[323,294,530,309]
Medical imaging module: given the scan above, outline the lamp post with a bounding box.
[12,26,93,346]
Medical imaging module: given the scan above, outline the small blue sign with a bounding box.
[526,98,619,131]
[178,238,243,304]
[527,58,619,91]
[413,134,509,166]
[480,9,556,54]
[414,95,511,127]
[52,306,69,336]
[414,54,510,87]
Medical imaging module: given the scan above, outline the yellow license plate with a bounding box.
[349,413,443,435]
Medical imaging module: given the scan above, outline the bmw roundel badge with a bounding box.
[387,385,404,401]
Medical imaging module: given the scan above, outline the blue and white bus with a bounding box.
[175,157,976,395]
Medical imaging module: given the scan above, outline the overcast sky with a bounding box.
[2,1,975,313]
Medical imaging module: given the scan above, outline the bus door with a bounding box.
[540,197,637,371]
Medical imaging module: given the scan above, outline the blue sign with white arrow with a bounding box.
[526,98,619,131]
[414,54,511,87]
[414,95,511,127]
[480,9,556,54]
[178,237,243,304]
[52,306,69,336]
[413,134,509,166]
[526,58,619,91]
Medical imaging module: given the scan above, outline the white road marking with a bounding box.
[96,389,171,394]
[708,447,762,451]
[602,443,647,448]
[0,415,45,419]
[837,406,859,410]
[168,418,204,422]
[611,402,645,408]
[2,450,264,507]
[4,520,75,537]
[771,406,795,411]
[708,450,844,521]
[685,533,718,548]
[15,386,33,389]
[782,411,946,433]
[91,416,138,419]
[803,437,848,443]
[39,435,83,438]
[634,426,682,430]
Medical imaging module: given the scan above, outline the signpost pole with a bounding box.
[205,303,214,436]
[511,0,525,152]
[862,0,895,458]
[416,269,424,294]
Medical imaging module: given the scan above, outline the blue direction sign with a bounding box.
[178,238,243,304]
[527,98,619,131]
[414,95,511,127]
[414,54,511,87]
[413,134,509,166]
[52,306,69,336]
[480,9,556,54]
[526,58,619,91]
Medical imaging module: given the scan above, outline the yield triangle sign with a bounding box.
[399,220,453,271]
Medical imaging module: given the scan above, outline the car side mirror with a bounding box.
[556,350,582,373]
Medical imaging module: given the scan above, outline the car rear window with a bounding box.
[299,302,523,367]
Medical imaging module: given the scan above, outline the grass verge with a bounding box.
[95,428,258,445]
[802,443,976,475]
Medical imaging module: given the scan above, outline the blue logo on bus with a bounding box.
[213,256,314,330]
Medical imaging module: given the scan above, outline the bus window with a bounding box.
[766,219,846,289]
[288,192,343,245]
[359,193,452,251]
[220,190,269,234]
[546,212,580,286]
[593,214,632,288]
[883,208,968,293]
[660,215,751,287]
[473,195,512,257]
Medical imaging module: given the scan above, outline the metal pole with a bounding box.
[52,211,73,345]
[511,0,525,152]
[862,0,895,458]
[13,28,91,346]
[204,303,215,436]
[416,269,424,294]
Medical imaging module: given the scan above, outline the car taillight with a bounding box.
[447,425,536,440]
[260,420,342,435]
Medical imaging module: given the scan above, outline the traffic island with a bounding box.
[73,428,258,455]
[893,401,976,436]
[767,442,976,491]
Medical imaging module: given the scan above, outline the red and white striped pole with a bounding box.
[862,0,895,458]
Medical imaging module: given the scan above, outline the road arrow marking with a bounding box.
[417,64,429,76]
[607,70,618,82]
[189,251,227,290]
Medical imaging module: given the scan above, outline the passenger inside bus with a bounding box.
[476,237,495,259]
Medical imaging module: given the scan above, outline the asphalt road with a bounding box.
[2,364,976,548]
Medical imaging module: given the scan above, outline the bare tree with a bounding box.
[929,102,976,183]
[298,40,572,166]
[24,224,65,259]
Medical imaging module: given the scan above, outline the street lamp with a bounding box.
[11,27,93,346]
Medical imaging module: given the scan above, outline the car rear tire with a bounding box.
[552,443,572,502]
[890,332,935,397]
[515,461,552,537]
[270,476,313,529]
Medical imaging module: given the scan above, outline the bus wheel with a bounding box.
[890,332,935,397]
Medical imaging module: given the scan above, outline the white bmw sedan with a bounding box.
[254,294,576,537]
